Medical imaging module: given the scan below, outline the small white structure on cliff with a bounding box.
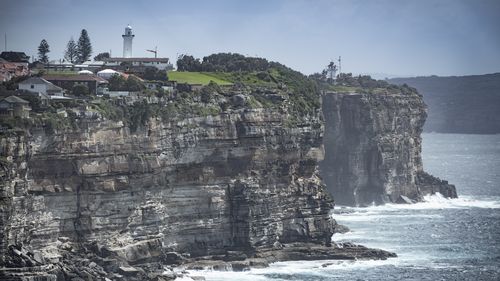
[122,25,134,58]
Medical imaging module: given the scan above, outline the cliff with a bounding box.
[389,73,500,134]
[320,90,457,206]
[0,96,394,280]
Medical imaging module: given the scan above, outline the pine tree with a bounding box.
[64,37,78,63]
[37,39,50,63]
[77,29,92,63]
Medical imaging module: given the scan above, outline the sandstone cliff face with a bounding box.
[320,91,457,206]
[1,108,336,278]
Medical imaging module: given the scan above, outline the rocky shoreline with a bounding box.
[1,87,452,280]
[1,240,396,280]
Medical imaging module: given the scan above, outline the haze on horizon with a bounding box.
[1,0,499,78]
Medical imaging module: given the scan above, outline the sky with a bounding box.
[1,0,499,77]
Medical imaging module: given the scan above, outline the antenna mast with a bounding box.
[338,56,342,74]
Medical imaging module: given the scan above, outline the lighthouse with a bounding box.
[122,25,134,58]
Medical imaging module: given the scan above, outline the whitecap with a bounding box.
[335,193,500,213]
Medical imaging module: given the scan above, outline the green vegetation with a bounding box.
[77,29,92,63]
[37,39,50,63]
[310,72,419,95]
[1,53,331,135]
[167,71,232,85]
[108,74,145,91]
[72,84,90,96]
[170,53,322,116]
[93,52,110,61]
[141,67,168,81]
[64,38,78,63]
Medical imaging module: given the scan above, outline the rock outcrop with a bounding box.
[320,91,457,206]
[0,105,395,280]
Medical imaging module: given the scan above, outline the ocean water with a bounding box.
[187,133,500,281]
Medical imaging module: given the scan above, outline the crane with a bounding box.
[146,46,158,58]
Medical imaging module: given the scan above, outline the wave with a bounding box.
[334,193,500,213]
[189,259,402,281]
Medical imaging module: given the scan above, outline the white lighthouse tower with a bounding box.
[122,25,134,58]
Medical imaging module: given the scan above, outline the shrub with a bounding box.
[72,84,90,96]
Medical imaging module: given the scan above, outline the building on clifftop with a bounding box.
[0,95,31,118]
[101,25,173,73]
[18,77,65,97]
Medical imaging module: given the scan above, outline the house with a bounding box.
[0,52,30,63]
[0,96,32,118]
[80,60,105,71]
[0,58,29,82]
[43,74,108,95]
[15,90,51,108]
[18,77,65,97]
[102,57,173,71]
[44,60,75,72]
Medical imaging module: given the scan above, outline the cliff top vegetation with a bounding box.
[0,53,322,134]
[174,53,321,117]
[309,72,419,96]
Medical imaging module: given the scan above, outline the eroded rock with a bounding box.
[321,91,457,206]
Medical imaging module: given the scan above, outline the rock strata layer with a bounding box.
[0,108,394,280]
[320,91,457,206]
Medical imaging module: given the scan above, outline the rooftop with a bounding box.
[103,57,170,63]
[0,51,30,63]
[20,77,65,92]
[20,77,55,85]
[43,74,108,83]
[1,95,30,104]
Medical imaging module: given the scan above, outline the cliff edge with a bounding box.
[320,88,457,206]
[0,74,395,280]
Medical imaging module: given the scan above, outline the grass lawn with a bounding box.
[167,71,232,86]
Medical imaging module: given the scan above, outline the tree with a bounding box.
[176,55,201,71]
[126,76,145,92]
[200,81,219,103]
[77,29,92,63]
[37,39,50,63]
[64,37,78,63]
[72,84,90,96]
[94,52,110,61]
[108,74,127,91]
[142,66,167,81]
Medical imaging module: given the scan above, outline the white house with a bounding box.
[18,77,65,97]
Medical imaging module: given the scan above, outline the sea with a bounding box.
[185,133,500,281]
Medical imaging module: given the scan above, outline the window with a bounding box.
[31,85,34,89]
